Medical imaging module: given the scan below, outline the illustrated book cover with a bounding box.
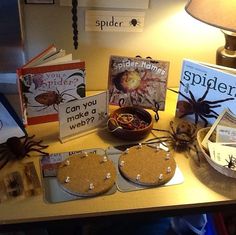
[0,93,26,144]
[108,55,169,111]
[17,45,86,125]
[175,59,236,126]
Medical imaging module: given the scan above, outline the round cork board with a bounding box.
[57,153,116,197]
[118,145,176,186]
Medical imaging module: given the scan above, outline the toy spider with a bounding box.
[224,155,236,169]
[146,120,200,162]
[170,82,234,127]
[0,135,48,169]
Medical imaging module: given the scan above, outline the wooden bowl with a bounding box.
[197,127,236,178]
[107,106,153,141]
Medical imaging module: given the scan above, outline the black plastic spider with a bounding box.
[146,120,200,162]
[170,82,234,127]
[224,155,236,169]
[0,135,48,169]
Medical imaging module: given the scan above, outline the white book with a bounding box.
[175,59,236,127]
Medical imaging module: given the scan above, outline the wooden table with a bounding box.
[0,90,236,226]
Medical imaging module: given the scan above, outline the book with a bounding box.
[0,93,26,144]
[175,59,236,126]
[17,45,86,125]
[108,55,169,110]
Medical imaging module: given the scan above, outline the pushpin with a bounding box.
[155,145,160,152]
[105,172,111,179]
[165,151,170,160]
[125,148,129,154]
[65,176,70,183]
[81,151,88,158]
[158,174,163,180]
[137,143,142,149]
[103,156,108,162]
[136,174,141,181]
[167,166,171,173]
[89,183,94,190]
[65,160,70,166]
[119,160,125,167]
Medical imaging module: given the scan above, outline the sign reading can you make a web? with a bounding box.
[58,91,108,142]
[85,10,145,32]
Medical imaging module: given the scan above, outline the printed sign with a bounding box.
[58,91,108,142]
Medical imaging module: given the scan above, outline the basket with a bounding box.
[197,128,236,179]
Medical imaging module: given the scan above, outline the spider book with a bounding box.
[175,59,236,126]
[17,45,86,125]
[108,55,169,111]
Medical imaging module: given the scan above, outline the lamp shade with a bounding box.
[185,0,236,32]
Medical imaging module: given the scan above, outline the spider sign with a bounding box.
[175,83,234,127]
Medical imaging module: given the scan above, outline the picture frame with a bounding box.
[25,0,54,4]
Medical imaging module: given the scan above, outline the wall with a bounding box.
[22,0,224,90]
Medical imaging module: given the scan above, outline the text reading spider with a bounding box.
[0,135,48,169]
[171,82,234,127]
[146,120,200,163]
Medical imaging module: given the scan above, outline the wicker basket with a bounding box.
[197,127,236,179]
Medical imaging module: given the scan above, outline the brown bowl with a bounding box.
[107,106,153,141]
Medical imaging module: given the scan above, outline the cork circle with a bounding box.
[118,145,176,186]
[57,153,116,197]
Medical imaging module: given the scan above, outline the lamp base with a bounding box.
[216,30,236,69]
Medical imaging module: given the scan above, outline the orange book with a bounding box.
[17,45,86,125]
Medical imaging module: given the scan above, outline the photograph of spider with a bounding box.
[171,82,234,127]
[146,120,200,163]
[224,155,236,169]
[0,135,48,169]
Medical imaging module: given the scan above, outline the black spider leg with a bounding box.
[0,149,10,169]
[72,0,78,49]
[24,136,49,156]
[61,88,79,101]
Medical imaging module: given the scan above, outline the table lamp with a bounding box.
[185,0,236,68]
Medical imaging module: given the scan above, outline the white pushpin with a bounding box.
[137,143,142,149]
[125,148,129,154]
[158,174,163,180]
[65,176,70,183]
[105,172,111,179]
[167,166,171,173]
[89,183,94,190]
[165,152,170,160]
[65,160,70,166]
[103,156,108,162]
[136,174,141,181]
[155,145,160,152]
[119,160,125,167]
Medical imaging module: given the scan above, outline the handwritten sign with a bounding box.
[58,91,108,142]
[85,10,145,32]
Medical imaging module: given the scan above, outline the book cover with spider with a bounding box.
[108,55,169,111]
[17,46,86,125]
[175,59,236,127]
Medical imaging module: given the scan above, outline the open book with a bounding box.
[17,45,86,125]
